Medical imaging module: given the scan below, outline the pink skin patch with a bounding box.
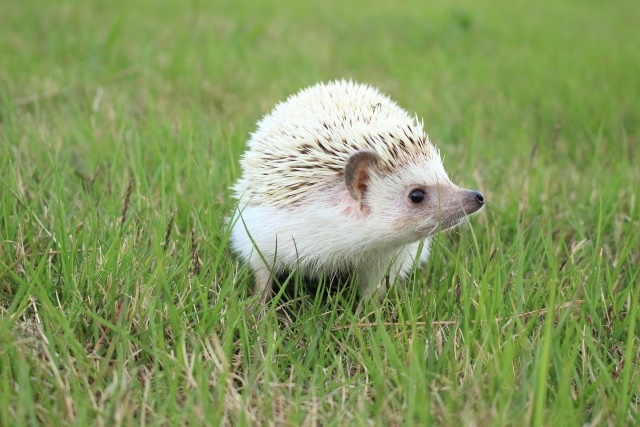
[335,187,369,219]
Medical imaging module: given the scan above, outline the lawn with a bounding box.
[1,0,639,425]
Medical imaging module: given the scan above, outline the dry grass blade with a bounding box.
[190,228,201,275]
[163,212,176,252]
[121,174,134,225]
[332,300,586,331]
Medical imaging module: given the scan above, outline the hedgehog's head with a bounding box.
[344,149,484,244]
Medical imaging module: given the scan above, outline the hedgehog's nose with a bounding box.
[472,191,485,205]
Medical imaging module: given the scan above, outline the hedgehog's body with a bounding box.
[231,80,484,301]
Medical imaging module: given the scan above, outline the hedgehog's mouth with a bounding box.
[438,217,465,232]
[417,214,468,237]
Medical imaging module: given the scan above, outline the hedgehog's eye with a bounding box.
[408,189,425,204]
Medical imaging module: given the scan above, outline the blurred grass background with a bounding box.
[1,0,639,425]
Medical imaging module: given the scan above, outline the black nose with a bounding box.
[472,191,485,205]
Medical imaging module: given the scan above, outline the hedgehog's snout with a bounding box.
[457,189,485,217]
[471,190,485,206]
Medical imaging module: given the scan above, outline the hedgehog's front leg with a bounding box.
[357,264,391,303]
[250,255,274,305]
[357,250,415,309]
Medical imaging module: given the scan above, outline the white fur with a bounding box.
[230,198,431,298]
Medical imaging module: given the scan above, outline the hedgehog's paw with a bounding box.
[243,263,275,319]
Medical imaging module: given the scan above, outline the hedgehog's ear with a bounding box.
[344,150,382,205]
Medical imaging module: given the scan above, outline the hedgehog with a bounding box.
[230,80,484,303]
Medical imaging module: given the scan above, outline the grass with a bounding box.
[1,0,639,425]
